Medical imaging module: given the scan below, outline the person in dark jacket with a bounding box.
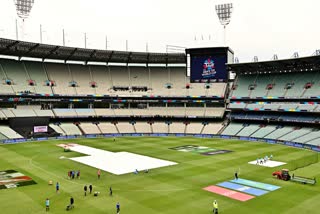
[89,184,93,194]
[84,185,88,196]
[70,197,74,206]
[116,202,120,214]
[109,186,113,196]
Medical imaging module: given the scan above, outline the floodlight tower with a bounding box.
[13,0,35,40]
[215,3,233,46]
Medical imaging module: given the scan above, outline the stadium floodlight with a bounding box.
[215,3,233,45]
[13,0,35,40]
[13,0,35,20]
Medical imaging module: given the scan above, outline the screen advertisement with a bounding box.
[186,47,232,83]
[33,126,48,133]
[190,55,227,83]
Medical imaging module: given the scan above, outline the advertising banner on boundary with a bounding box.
[1,133,319,153]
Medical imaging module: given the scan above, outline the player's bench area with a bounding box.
[291,175,316,185]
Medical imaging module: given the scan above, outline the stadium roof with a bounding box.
[227,55,320,74]
[0,38,186,64]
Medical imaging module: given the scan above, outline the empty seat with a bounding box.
[201,123,223,134]
[97,123,118,134]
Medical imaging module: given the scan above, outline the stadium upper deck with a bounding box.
[0,38,227,98]
[228,54,320,99]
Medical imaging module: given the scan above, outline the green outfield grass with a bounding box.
[0,137,319,214]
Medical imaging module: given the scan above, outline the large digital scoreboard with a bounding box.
[186,47,234,83]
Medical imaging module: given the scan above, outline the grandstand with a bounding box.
[134,122,152,133]
[223,54,320,148]
[0,125,23,139]
[169,122,186,134]
[231,70,320,99]
[0,60,228,97]
[185,123,203,134]
[221,123,320,145]
[201,123,224,135]
[97,122,119,134]
[0,37,318,150]
[78,122,101,134]
[24,61,53,94]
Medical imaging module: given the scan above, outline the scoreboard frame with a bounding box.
[186,47,234,83]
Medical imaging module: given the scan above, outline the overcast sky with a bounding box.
[0,0,319,62]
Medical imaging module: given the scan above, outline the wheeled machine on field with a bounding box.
[272,169,316,185]
[272,169,291,181]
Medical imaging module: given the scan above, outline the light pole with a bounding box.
[62,29,65,46]
[40,24,42,43]
[106,35,108,50]
[15,19,19,40]
[215,3,233,46]
[13,0,35,40]
[126,40,128,51]
[84,33,87,48]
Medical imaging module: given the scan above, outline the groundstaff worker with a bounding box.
[213,200,218,214]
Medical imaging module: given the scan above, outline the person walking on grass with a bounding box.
[116,202,120,214]
[235,171,239,180]
[213,200,218,214]
[89,184,93,194]
[97,169,101,179]
[68,196,74,210]
[45,198,50,211]
[56,182,60,193]
[109,186,113,196]
[84,184,88,196]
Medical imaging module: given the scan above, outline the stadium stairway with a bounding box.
[276,128,296,140]
[49,124,66,135]
[77,124,86,135]
[88,66,97,95]
[0,64,15,94]
[248,126,262,137]
[22,61,37,93]
[41,63,55,94]
[290,130,314,142]
[114,124,120,134]
[261,127,278,138]
[133,124,137,133]
[96,123,103,134]
[150,123,154,133]
[199,124,205,134]
[235,124,247,136]
[218,123,228,135]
